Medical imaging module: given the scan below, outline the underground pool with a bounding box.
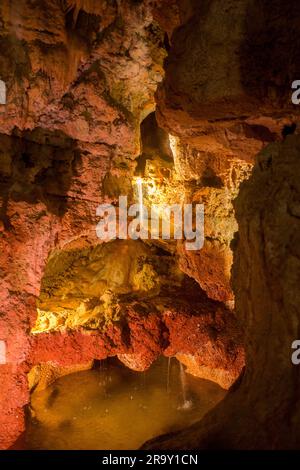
[25,357,226,450]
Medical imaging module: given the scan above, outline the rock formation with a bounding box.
[144,135,300,450]
[143,0,300,449]
[0,0,243,449]
[0,0,300,451]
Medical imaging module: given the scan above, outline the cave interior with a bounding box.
[1,0,300,451]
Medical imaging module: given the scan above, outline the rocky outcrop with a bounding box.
[154,0,300,303]
[0,0,167,449]
[143,135,300,450]
[28,298,243,389]
[164,307,244,389]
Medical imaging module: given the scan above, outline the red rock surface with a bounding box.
[0,0,167,448]
[28,297,243,385]
[0,364,29,450]
[154,0,300,303]
[5,0,298,451]
[0,291,244,449]
[163,307,244,389]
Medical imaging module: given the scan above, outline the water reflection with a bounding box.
[26,357,225,450]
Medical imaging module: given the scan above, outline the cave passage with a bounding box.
[25,357,225,450]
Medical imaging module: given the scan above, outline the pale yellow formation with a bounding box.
[33,240,183,334]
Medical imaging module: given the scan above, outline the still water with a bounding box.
[26,357,225,450]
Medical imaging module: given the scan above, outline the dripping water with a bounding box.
[178,362,192,410]
[25,357,226,450]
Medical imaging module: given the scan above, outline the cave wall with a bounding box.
[0,0,245,449]
[154,0,300,304]
[143,0,300,449]
[0,0,167,449]
[1,0,300,451]
[144,135,300,450]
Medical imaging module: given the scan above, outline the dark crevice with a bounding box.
[0,128,83,218]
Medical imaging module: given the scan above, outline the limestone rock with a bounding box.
[143,136,300,450]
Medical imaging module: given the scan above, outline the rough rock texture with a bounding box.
[140,0,300,450]
[28,361,94,392]
[2,0,299,451]
[164,307,244,389]
[143,135,300,450]
[0,0,165,144]
[28,277,244,388]
[0,0,168,449]
[0,363,29,450]
[154,0,300,303]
